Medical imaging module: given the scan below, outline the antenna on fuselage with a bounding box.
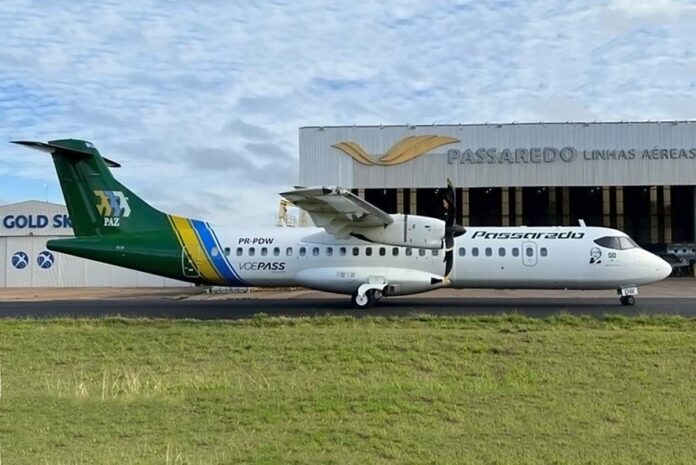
[578,219,587,227]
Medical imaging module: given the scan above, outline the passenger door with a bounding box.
[522,241,537,266]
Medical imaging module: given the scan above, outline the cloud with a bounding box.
[610,0,696,19]
[0,0,695,226]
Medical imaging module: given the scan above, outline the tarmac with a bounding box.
[1,279,696,319]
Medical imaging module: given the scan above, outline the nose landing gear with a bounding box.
[618,286,638,306]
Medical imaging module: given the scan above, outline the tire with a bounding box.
[620,295,636,306]
[351,290,375,309]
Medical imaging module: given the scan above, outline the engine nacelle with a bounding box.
[351,214,445,249]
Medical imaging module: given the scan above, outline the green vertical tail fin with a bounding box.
[12,139,171,236]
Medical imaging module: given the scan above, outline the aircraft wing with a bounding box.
[280,186,393,236]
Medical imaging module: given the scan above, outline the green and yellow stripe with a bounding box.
[168,215,225,285]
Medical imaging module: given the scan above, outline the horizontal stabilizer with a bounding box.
[11,140,121,167]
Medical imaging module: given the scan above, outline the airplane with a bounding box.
[13,139,672,308]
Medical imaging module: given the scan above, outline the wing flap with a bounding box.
[281,186,394,236]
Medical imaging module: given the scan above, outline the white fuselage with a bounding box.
[210,225,672,296]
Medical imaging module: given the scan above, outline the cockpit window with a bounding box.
[619,236,638,249]
[594,236,638,250]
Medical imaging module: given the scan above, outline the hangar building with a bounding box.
[299,121,696,252]
[0,200,187,287]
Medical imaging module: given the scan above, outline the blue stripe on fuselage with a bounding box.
[190,220,247,286]
[207,223,250,286]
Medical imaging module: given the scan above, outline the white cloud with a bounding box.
[0,0,695,227]
[611,0,696,18]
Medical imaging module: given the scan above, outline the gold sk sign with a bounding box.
[332,135,460,166]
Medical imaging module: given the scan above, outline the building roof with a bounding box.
[300,120,696,129]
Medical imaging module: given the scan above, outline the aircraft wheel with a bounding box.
[352,290,376,309]
[620,295,636,306]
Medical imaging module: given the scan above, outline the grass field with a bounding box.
[1,314,696,464]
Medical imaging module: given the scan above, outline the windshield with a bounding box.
[594,236,639,250]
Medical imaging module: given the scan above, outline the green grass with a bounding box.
[1,314,696,464]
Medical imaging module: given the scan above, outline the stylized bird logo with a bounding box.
[332,135,459,166]
[37,251,55,269]
[11,251,29,270]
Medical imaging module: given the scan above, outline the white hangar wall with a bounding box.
[299,121,696,188]
[0,201,190,288]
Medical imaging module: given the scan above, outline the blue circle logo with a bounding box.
[11,251,29,270]
[37,250,55,269]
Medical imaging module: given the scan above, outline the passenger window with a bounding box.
[499,247,505,257]
[261,247,268,256]
[526,247,533,257]
[313,247,320,256]
[211,247,219,257]
[406,248,413,256]
[339,247,347,256]
[326,247,333,256]
[273,247,280,257]
[236,247,243,256]
[432,249,439,256]
[472,247,479,257]
[249,247,256,257]
[224,247,231,257]
[392,247,399,256]
[366,247,373,256]
[540,247,548,257]
[286,247,293,256]
[419,249,426,257]
[299,247,306,257]
[352,247,359,256]
[485,247,492,257]
[458,247,465,256]
[379,247,386,256]
[512,247,519,257]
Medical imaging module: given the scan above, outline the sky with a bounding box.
[1,0,696,228]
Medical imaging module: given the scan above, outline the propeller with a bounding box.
[440,179,466,279]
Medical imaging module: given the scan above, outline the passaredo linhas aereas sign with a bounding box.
[446,146,696,164]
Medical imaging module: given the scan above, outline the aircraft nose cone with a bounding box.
[652,254,672,281]
[658,257,672,280]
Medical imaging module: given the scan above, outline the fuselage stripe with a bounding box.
[204,223,250,286]
[167,215,198,275]
[190,220,246,286]
[169,215,225,284]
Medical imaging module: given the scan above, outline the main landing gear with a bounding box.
[351,289,382,309]
[618,287,638,306]
[351,283,386,309]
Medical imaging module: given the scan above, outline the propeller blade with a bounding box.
[444,178,456,228]
[441,178,459,279]
[444,249,454,277]
[447,224,467,238]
